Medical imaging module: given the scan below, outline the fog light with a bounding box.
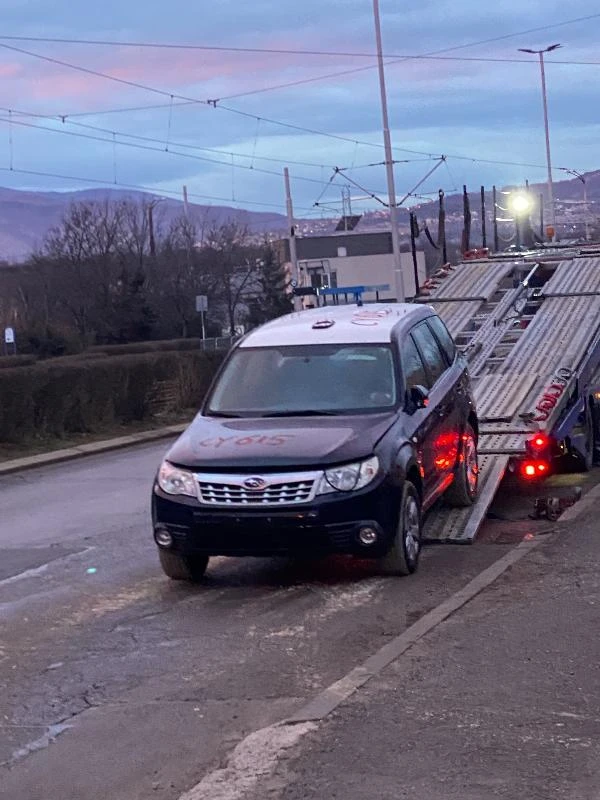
[358,526,378,545]
[155,527,173,548]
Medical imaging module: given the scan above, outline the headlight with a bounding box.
[157,461,197,498]
[318,456,380,495]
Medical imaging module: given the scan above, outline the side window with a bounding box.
[411,322,447,386]
[401,335,430,391]
[427,315,456,364]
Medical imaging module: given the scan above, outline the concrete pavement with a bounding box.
[255,499,600,800]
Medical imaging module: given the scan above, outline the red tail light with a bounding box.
[520,460,550,479]
[529,433,549,450]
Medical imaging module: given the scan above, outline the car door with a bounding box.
[410,321,460,503]
[398,331,444,508]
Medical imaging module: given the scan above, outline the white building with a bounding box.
[279,231,426,304]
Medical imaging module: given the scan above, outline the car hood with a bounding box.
[165,413,397,470]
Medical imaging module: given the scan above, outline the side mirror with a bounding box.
[408,385,430,412]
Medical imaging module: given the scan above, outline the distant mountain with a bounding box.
[0,187,289,262]
[1,171,598,261]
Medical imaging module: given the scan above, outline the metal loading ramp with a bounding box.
[421,253,600,544]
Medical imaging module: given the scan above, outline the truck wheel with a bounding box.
[445,425,479,507]
[158,550,209,582]
[570,401,595,472]
[378,481,422,576]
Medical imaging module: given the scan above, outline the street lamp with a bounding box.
[518,43,561,240]
[508,192,533,217]
[508,190,534,248]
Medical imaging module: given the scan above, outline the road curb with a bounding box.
[285,537,542,724]
[0,424,186,476]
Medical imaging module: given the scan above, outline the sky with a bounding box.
[1,0,600,221]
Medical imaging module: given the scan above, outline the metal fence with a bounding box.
[199,335,239,352]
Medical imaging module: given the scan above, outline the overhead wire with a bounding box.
[2,43,584,173]
[1,13,599,57]
[2,16,596,207]
[0,164,318,216]
[0,112,334,187]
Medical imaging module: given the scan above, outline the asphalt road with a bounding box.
[0,442,596,799]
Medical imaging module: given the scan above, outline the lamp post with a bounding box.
[518,43,561,240]
[373,0,405,302]
[508,191,534,249]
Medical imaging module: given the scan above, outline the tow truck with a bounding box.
[415,246,600,542]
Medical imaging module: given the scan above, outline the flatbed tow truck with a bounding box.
[417,246,600,543]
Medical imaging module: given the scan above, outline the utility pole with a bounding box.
[409,212,420,296]
[438,190,447,263]
[493,185,499,252]
[148,203,156,258]
[481,186,487,248]
[183,185,189,219]
[565,169,589,241]
[373,0,405,302]
[284,167,302,311]
[518,44,561,240]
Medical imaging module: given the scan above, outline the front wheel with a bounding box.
[445,425,479,508]
[158,549,209,583]
[378,481,422,576]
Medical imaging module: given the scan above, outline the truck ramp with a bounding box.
[421,252,600,544]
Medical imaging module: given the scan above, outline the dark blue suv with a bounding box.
[152,304,478,580]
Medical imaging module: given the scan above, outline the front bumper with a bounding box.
[152,479,399,558]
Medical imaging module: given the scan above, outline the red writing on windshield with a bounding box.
[198,434,295,449]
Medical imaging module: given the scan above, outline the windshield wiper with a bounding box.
[261,409,342,417]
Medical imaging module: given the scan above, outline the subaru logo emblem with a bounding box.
[243,477,267,491]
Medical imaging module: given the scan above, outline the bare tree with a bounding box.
[204,222,258,334]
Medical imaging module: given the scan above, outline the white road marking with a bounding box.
[178,721,317,800]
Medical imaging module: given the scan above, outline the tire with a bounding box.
[158,549,209,582]
[378,481,422,576]
[569,401,595,472]
[580,402,595,472]
[445,425,479,508]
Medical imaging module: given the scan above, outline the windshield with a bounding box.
[205,344,398,417]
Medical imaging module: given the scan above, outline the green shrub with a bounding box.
[88,338,205,355]
[0,354,38,369]
[0,350,224,444]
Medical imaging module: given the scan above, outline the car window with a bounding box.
[427,315,456,364]
[206,344,398,415]
[401,335,430,390]
[411,322,447,386]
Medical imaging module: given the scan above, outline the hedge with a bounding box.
[0,349,224,444]
[0,354,38,369]
[89,338,207,355]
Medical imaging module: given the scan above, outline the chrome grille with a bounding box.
[195,471,320,507]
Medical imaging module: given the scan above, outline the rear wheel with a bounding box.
[568,400,596,472]
[445,425,478,508]
[158,550,209,582]
[378,481,422,576]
